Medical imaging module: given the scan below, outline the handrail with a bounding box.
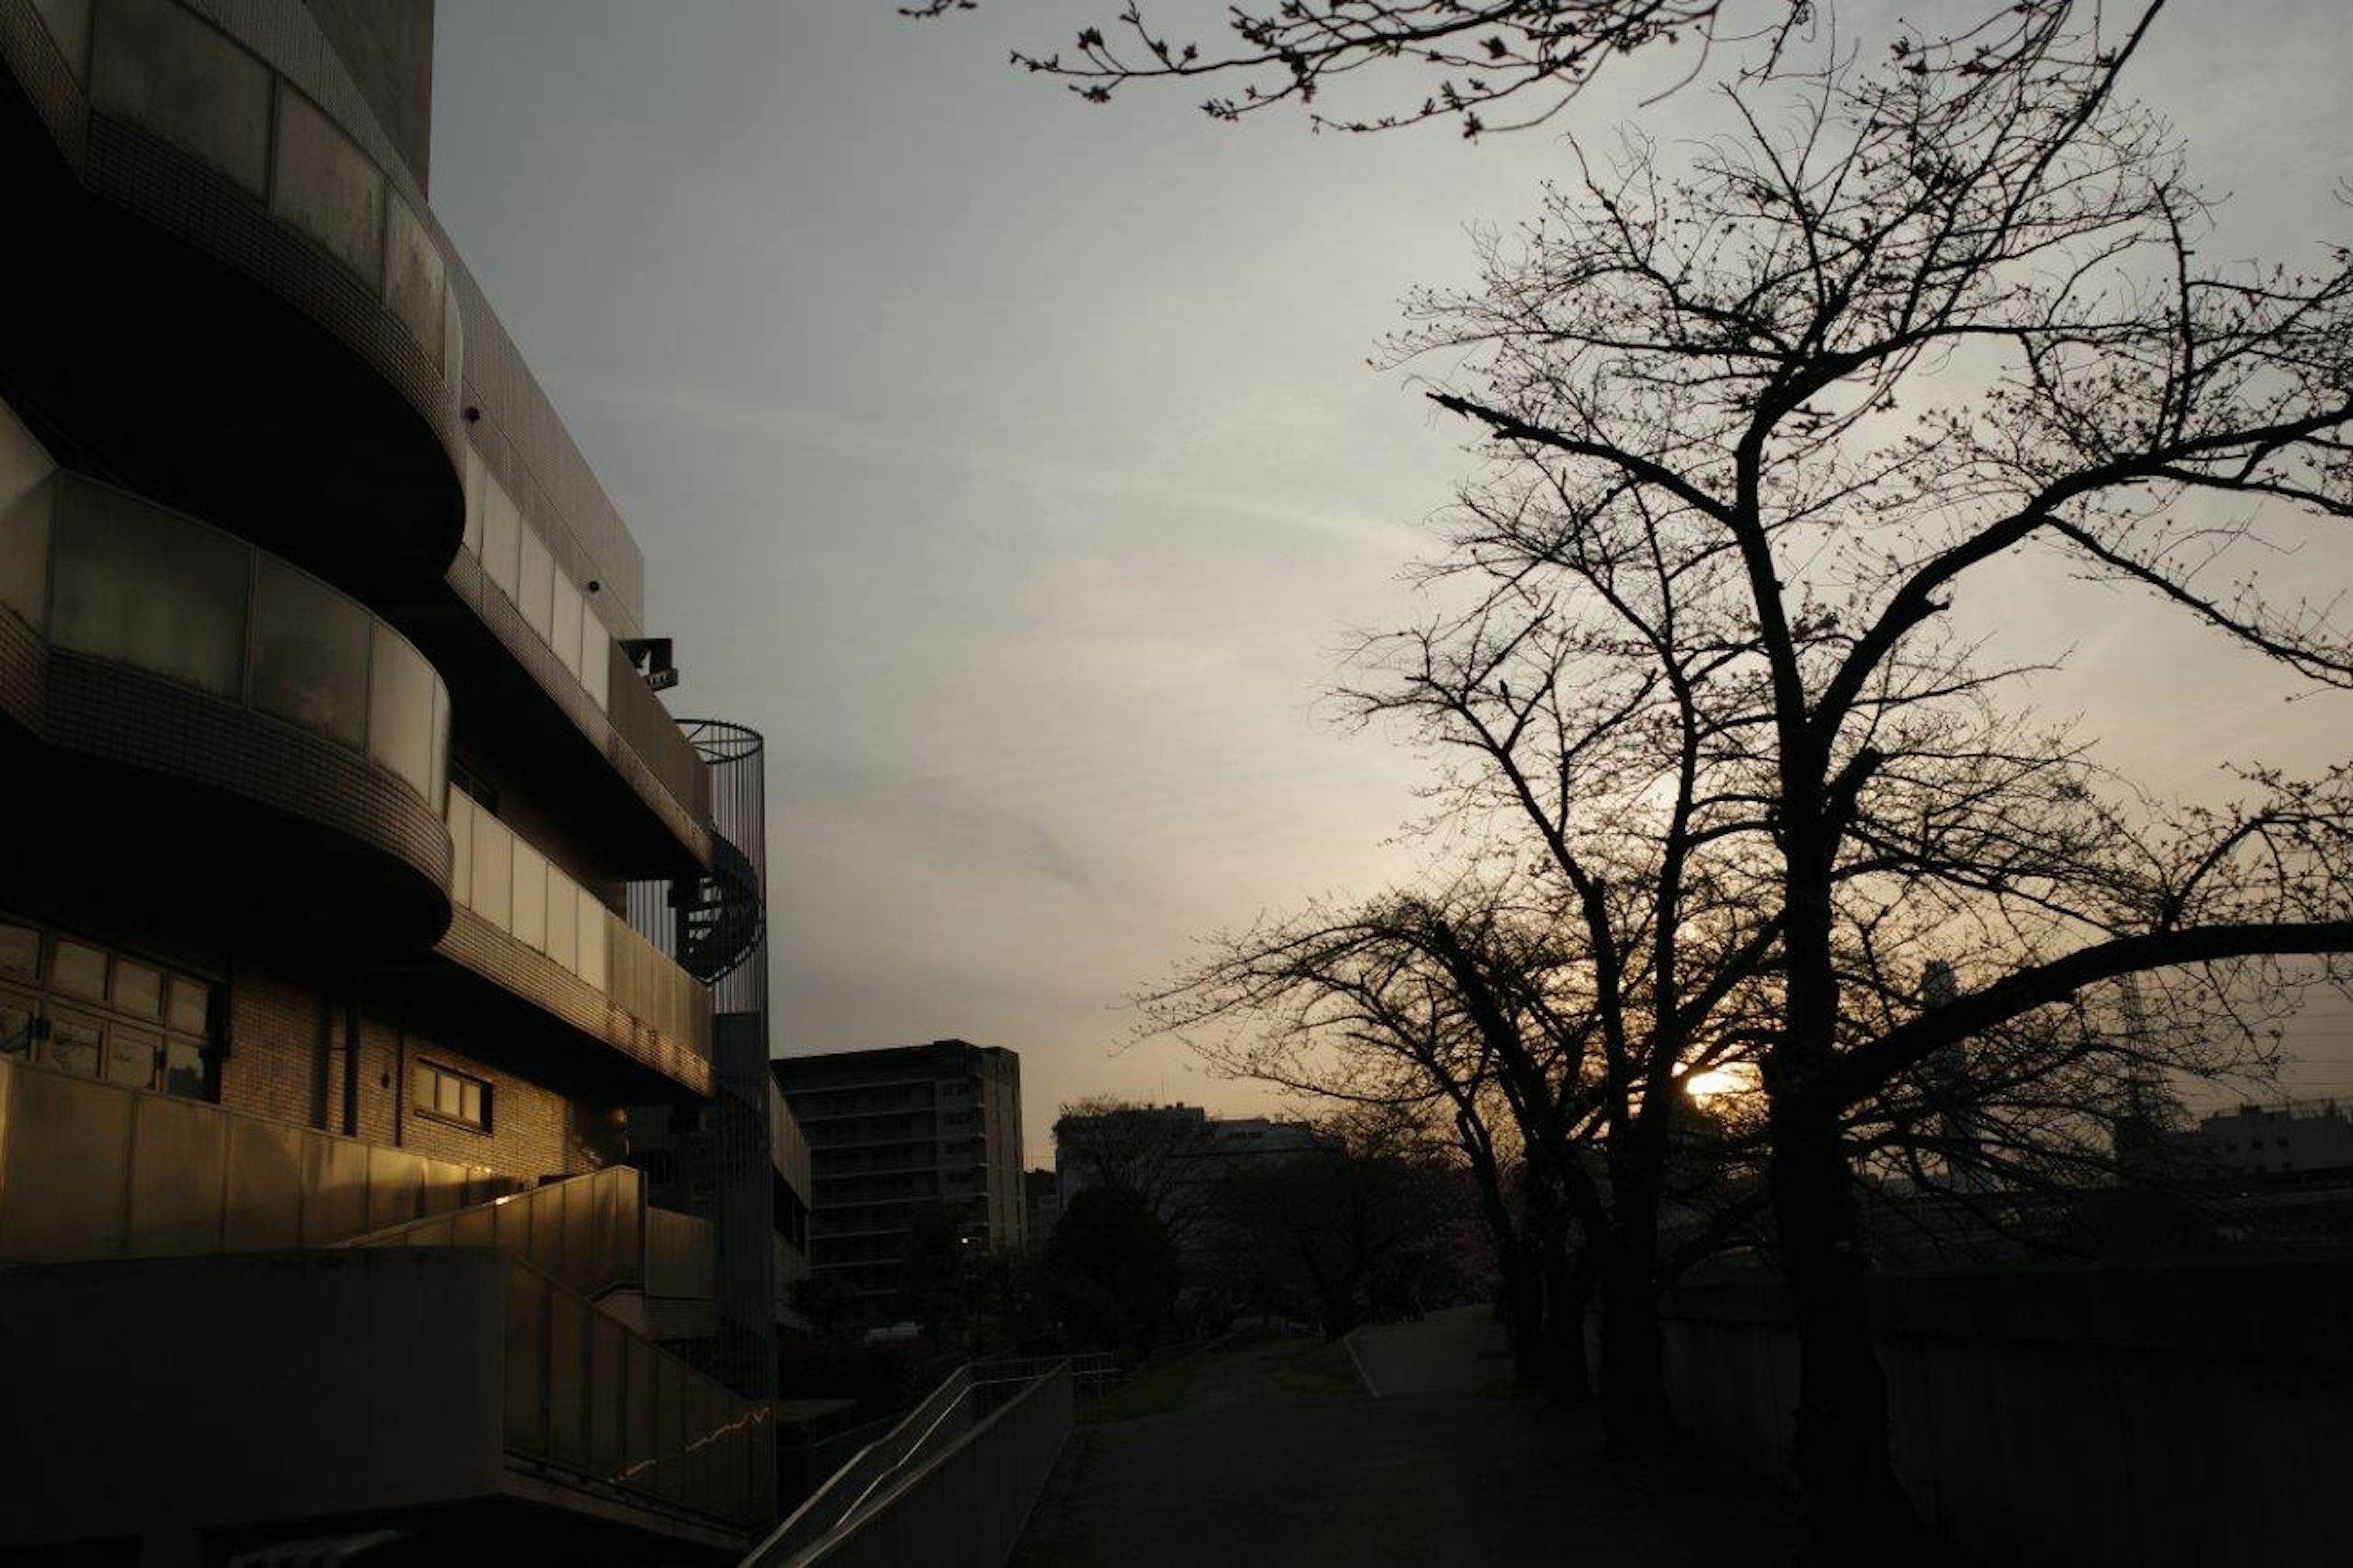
[0,458,453,820]
[498,1251,772,1530]
[971,1352,1123,1403]
[335,1164,663,1303]
[0,1057,507,1263]
[743,1362,978,1567]
[446,792,714,1062]
[772,1361,1077,1568]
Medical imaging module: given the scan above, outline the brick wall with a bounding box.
[393,1028,586,1180]
[222,956,604,1184]
[222,962,330,1130]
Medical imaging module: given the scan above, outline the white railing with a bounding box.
[446,793,713,1059]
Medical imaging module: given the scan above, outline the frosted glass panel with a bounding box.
[271,88,384,286]
[48,1010,101,1077]
[443,287,465,393]
[551,575,583,681]
[166,975,208,1034]
[0,401,55,632]
[251,554,367,746]
[383,193,445,366]
[462,444,485,557]
[518,525,553,640]
[482,474,520,597]
[580,607,609,710]
[0,925,37,981]
[51,481,246,698]
[429,684,450,815]
[445,792,474,906]
[111,960,161,1018]
[90,0,269,194]
[32,0,91,82]
[510,839,547,952]
[366,623,439,800]
[544,870,578,972]
[52,941,106,999]
[577,900,606,991]
[470,810,511,930]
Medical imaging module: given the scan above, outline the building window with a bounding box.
[0,918,214,1098]
[412,1059,491,1131]
[51,940,107,1000]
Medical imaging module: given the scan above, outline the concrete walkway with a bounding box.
[1012,1316,1814,1567]
[1346,1303,1517,1395]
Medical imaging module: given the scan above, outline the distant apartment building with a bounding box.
[2167,1099,2353,1180]
[0,1,800,1556]
[1053,1102,1318,1237]
[773,1039,1026,1301]
[1025,1166,1061,1251]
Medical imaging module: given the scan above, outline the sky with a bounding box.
[429,1,2353,1165]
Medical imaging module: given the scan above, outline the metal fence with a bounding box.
[0,1058,508,1263]
[773,1362,1076,1568]
[499,1254,773,1530]
[337,1163,715,1312]
[972,1352,1121,1406]
[747,1364,982,1566]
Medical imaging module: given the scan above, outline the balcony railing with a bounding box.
[340,1162,718,1312]
[0,1056,509,1263]
[1,1246,773,1547]
[11,0,722,865]
[0,436,451,820]
[25,0,463,390]
[502,1253,772,1529]
[446,792,711,1061]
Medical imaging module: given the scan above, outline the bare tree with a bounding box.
[1150,887,1591,1392]
[907,0,1809,135]
[1051,1095,1218,1244]
[1382,0,2353,1551]
[1202,1103,1463,1339]
[1152,874,1776,1434]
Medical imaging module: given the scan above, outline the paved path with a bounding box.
[1347,1303,1518,1395]
[1012,1317,1814,1567]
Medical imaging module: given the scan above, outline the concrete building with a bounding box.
[1053,1103,1319,1256]
[2167,1099,2353,1180]
[1025,1166,1061,1252]
[774,1040,1026,1303]
[0,1,802,1557]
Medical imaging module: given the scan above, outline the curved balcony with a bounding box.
[0,0,464,589]
[438,794,713,1099]
[0,417,453,939]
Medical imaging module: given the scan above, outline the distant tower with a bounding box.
[2112,974,2185,1180]
[1922,961,1990,1192]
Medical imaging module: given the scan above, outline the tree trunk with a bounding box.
[1536,1238,1593,1404]
[1502,1252,1549,1386]
[1764,803,1920,1559]
[1769,1087,1920,1563]
[1594,1221,1675,1449]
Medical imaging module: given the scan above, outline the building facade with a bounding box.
[2163,1099,2353,1181]
[1054,1102,1318,1211]
[0,1,801,1558]
[1023,1166,1061,1253]
[774,1040,1026,1304]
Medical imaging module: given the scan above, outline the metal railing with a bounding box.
[501,1253,773,1531]
[338,1163,716,1310]
[0,1057,508,1263]
[747,1364,982,1566]
[0,465,453,817]
[971,1352,1121,1406]
[447,793,714,1063]
[747,1362,1077,1568]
